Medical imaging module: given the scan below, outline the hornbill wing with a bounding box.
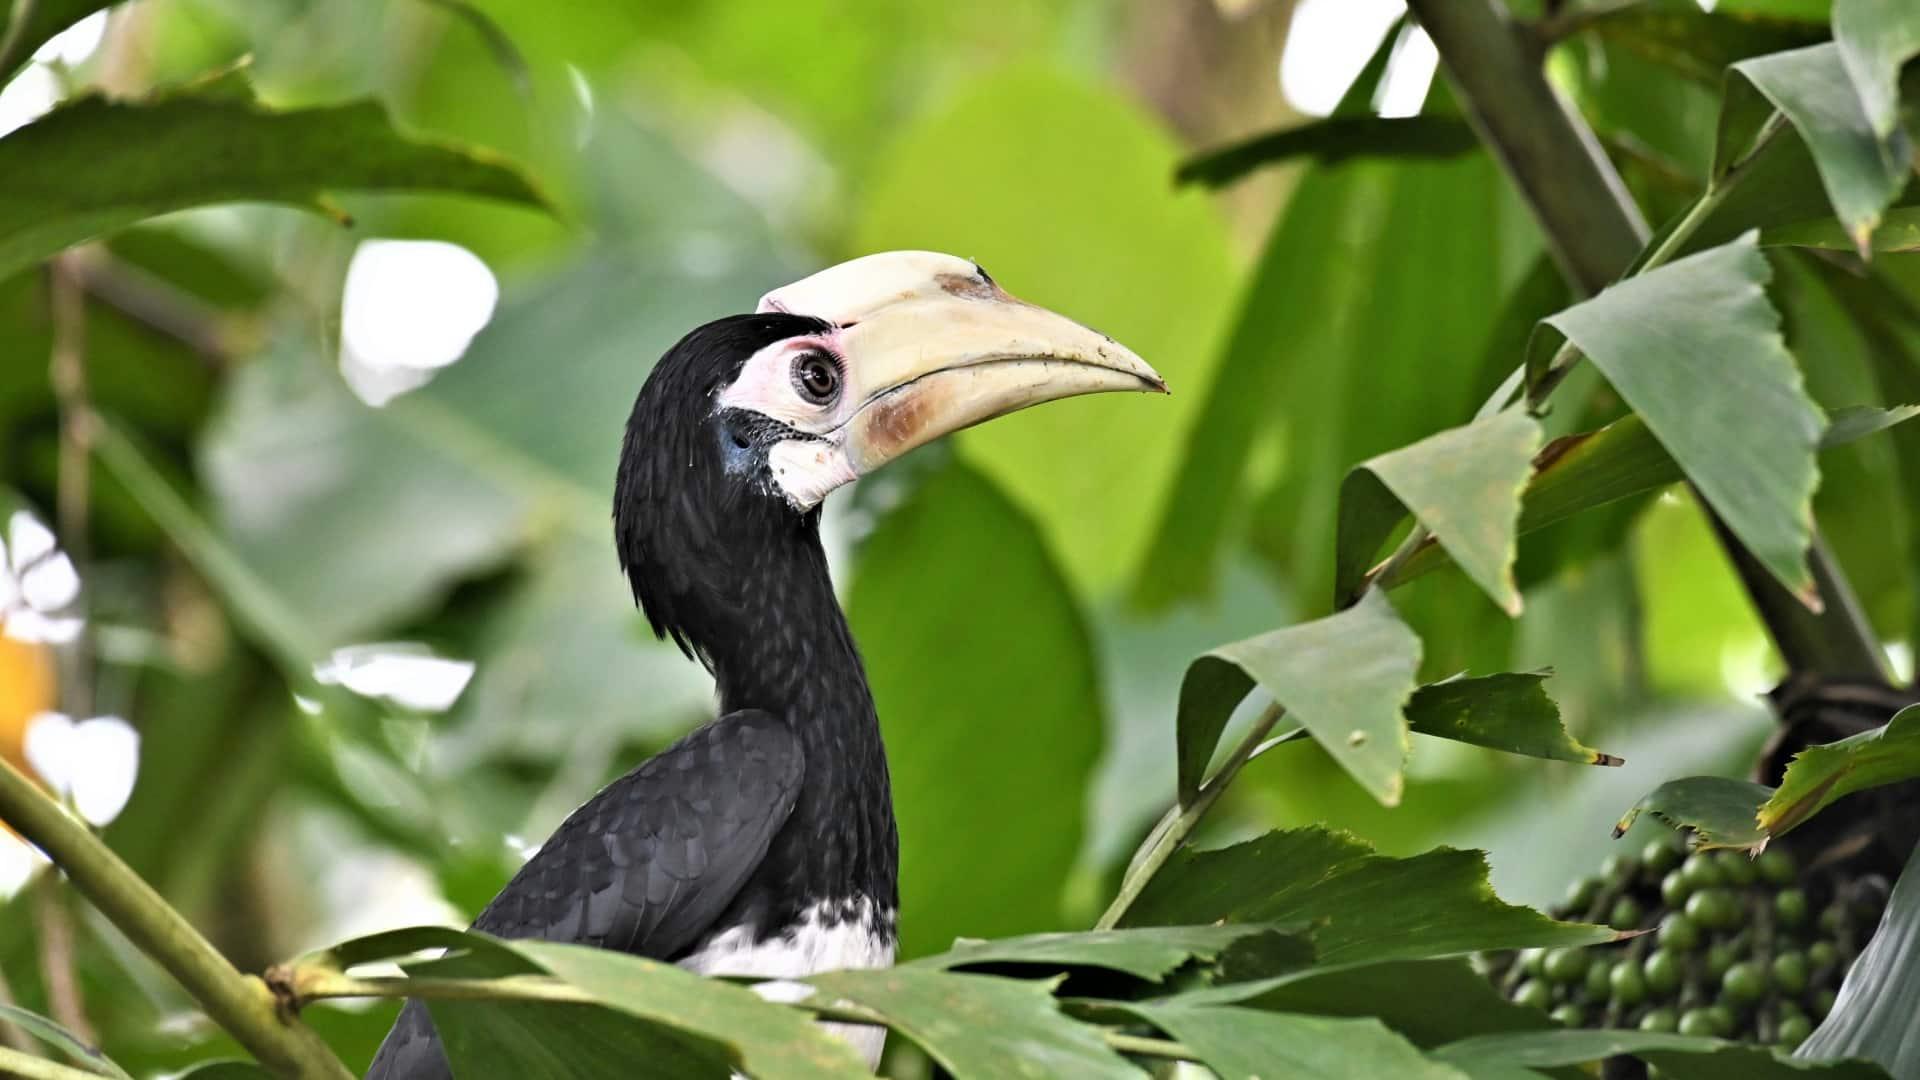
[364,709,804,1079]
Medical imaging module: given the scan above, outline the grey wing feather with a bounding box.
[363,709,803,1078]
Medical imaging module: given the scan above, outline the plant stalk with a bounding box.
[0,1044,106,1080]
[1095,704,1295,930]
[0,759,351,1079]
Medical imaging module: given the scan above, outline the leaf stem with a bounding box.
[1103,1032,1196,1061]
[1095,705,1296,930]
[0,1044,106,1080]
[0,760,351,1079]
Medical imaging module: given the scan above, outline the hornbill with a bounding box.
[366,251,1162,1077]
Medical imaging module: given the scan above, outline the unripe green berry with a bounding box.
[1639,1006,1679,1033]
[1713,850,1755,887]
[1564,876,1599,912]
[1705,942,1738,981]
[1682,853,1725,890]
[1809,940,1839,970]
[1544,947,1588,983]
[1644,838,1684,876]
[1658,913,1702,952]
[1643,950,1682,996]
[1660,869,1692,907]
[1814,988,1838,1019]
[1550,1003,1584,1028]
[1610,896,1645,930]
[1686,889,1740,931]
[1585,961,1613,1000]
[1775,888,1810,927]
[1520,947,1547,976]
[1678,1009,1719,1037]
[1772,951,1810,994]
[1756,849,1797,886]
[1819,905,1846,936]
[1610,962,1648,1007]
[1704,1004,1736,1035]
[1513,979,1551,1010]
[1722,961,1767,1004]
[1778,1014,1813,1048]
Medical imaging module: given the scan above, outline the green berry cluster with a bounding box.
[1477,838,1885,1052]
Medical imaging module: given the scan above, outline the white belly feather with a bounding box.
[679,897,897,1069]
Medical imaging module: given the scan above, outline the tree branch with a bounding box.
[0,1044,107,1080]
[0,759,351,1079]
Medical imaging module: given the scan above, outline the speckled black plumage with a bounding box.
[366,315,898,1078]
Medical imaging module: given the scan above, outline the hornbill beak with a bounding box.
[758,251,1165,479]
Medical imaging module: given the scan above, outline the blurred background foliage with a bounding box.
[0,0,1907,1073]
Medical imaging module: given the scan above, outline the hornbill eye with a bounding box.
[792,351,841,405]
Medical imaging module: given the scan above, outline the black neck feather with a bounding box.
[614,314,898,914]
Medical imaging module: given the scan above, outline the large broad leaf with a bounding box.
[1724,43,1913,250]
[1138,24,1534,612]
[1541,233,1824,600]
[1384,403,1918,589]
[1832,0,1920,143]
[907,925,1296,982]
[1615,706,1920,849]
[0,83,549,279]
[802,968,1140,1080]
[1758,704,1920,834]
[849,458,1105,957]
[1434,1030,1886,1078]
[1612,776,1774,850]
[1405,672,1622,767]
[1162,957,1553,1048]
[1174,590,1421,806]
[293,928,870,1079]
[1799,836,1920,1075]
[1117,827,1617,962]
[853,67,1234,596]
[1583,3,1827,87]
[1119,1005,1466,1080]
[1334,409,1541,614]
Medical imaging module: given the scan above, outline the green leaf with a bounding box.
[425,1000,730,1079]
[1611,776,1774,849]
[1176,116,1478,188]
[1122,1005,1466,1080]
[0,1004,131,1079]
[1175,591,1421,806]
[1833,0,1920,142]
[1336,410,1542,614]
[1163,957,1553,1048]
[850,458,1105,957]
[853,67,1234,596]
[0,84,549,279]
[1727,43,1912,250]
[908,925,1296,982]
[519,943,871,1080]
[1822,404,1920,447]
[1800,836,1920,1075]
[1434,1029,1886,1078]
[0,0,107,82]
[1118,827,1616,962]
[1583,4,1828,87]
[1758,705,1920,834]
[1541,233,1824,599]
[802,968,1140,1080]
[295,928,870,1079]
[1406,672,1623,767]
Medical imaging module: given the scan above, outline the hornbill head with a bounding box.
[615,250,1162,662]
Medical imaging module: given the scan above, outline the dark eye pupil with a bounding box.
[796,354,838,402]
